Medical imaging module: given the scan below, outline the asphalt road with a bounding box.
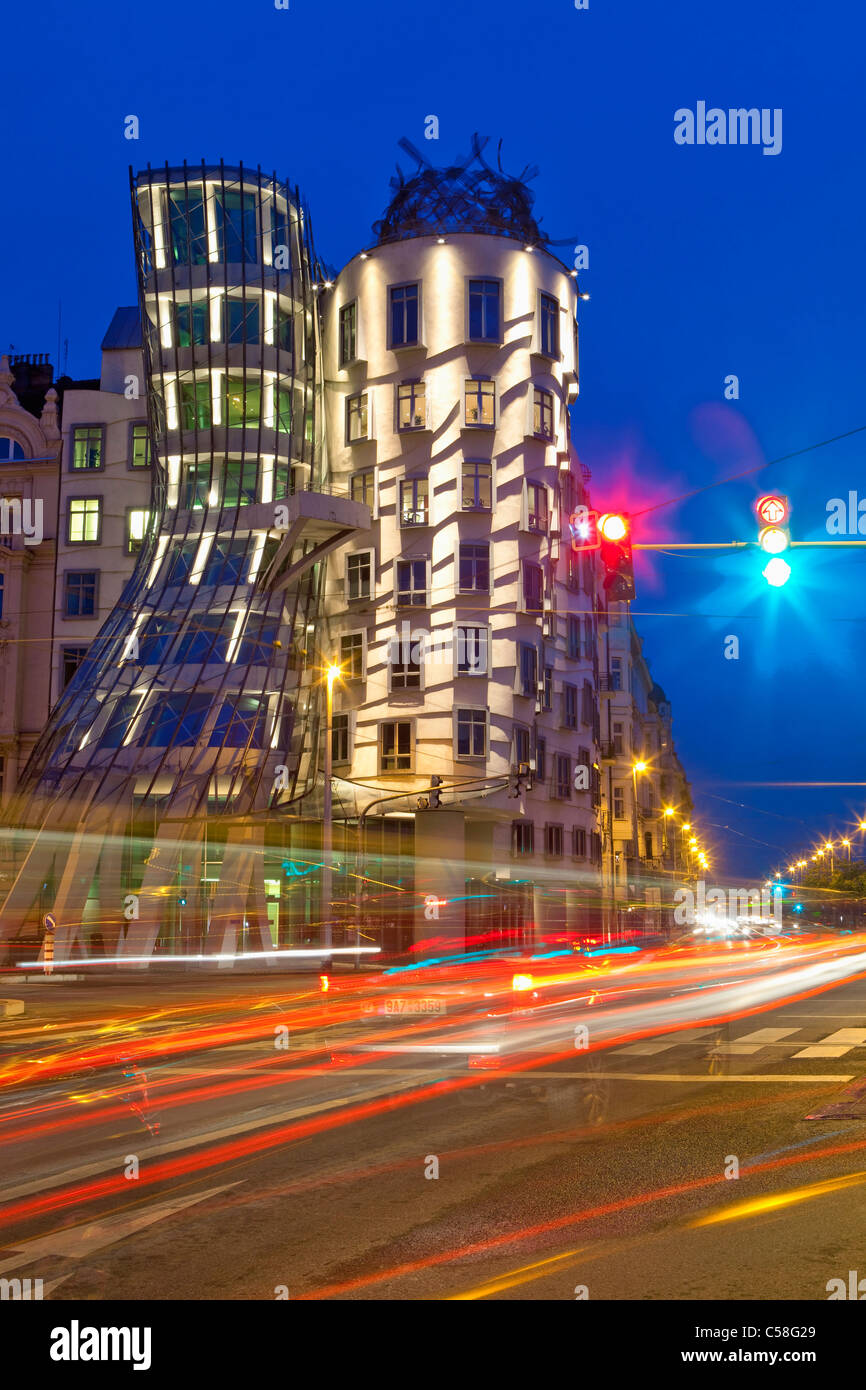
[3,961,866,1301]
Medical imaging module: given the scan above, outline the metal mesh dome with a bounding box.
[373,134,549,247]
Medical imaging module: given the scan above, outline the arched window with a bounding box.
[0,437,25,461]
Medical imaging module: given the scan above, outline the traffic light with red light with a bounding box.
[598,512,635,600]
[755,494,792,585]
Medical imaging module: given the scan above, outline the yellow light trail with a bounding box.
[690,1168,866,1228]
[447,1248,586,1300]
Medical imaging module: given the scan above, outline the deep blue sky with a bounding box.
[3,0,864,879]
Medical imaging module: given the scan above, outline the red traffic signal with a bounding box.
[755,494,790,526]
[598,512,635,601]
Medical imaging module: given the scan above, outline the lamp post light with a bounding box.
[842,838,851,861]
[322,661,342,955]
[825,841,835,874]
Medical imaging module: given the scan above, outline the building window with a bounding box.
[389,635,422,689]
[130,423,151,468]
[276,307,294,355]
[399,476,429,526]
[554,755,572,800]
[0,438,25,461]
[215,189,258,264]
[223,459,258,507]
[168,186,208,266]
[202,538,249,587]
[176,613,231,664]
[458,541,489,594]
[542,665,553,711]
[566,550,580,592]
[350,469,375,508]
[456,707,487,758]
[613,785,625,820]
[340,631,365,680]
[512,821,534,856]
[224,298,260,345]
[540,292,560,357]
[455,624,488,676]
[533,387,554,440]
[610,656,624,691]
[176,300,209,347]
[397,381,426,430]
[165,543,198,586]
[389,283,420,347]
[527,483,548,533]
[518,642,538,697]
[612,722,625,756]
[544,824,564,858]
[572,826,587,858]
[563,683,578,730]
[339,302,357,366]
[223,376,261,427]
[396,558,427,607]
[468,279,501,342]
[209,695,267,749]
[68,498,101,544]
[332,712,351,764]
[179,379,212,431]
[346,392,369,443]
[584,614,594,655]
[61,646,88,688]
[137,615,175,665]
[183,462,212,510]
[567,615,581,659]
[126,508,151,555]
[536,735,546,783]
[346,550,373,601]
[581,680,594,725]
[522,561,544,613]
[514,724,531,766]
[462,460,492,511]
[63,570,98,618]
[465,378,495,427]
[380,720,413,772]
[71,426,103,471]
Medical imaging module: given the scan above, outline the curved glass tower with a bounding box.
[0,162,366,962]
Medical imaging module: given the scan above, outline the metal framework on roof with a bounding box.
[373,134,552,247]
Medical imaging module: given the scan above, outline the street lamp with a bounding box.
[322,661,342,954]
[842,838,851,861]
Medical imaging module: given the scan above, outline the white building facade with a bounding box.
[321,216,603,950]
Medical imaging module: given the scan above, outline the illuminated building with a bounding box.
[0,163,367,962]
[317,139,601,951]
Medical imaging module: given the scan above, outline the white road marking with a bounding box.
[735,1028,801,1042]
[818,1029,866,1045]
[0,1184,240,1274]
[615,1042,677,1056]
[793,1045,853,1059]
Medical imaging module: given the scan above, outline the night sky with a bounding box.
[3,0,864,878]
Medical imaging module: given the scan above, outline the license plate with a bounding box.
[382,997,446,1016]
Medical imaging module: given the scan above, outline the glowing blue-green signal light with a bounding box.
[762,556,791,587]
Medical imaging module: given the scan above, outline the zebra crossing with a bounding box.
[615,1026,866,1060]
